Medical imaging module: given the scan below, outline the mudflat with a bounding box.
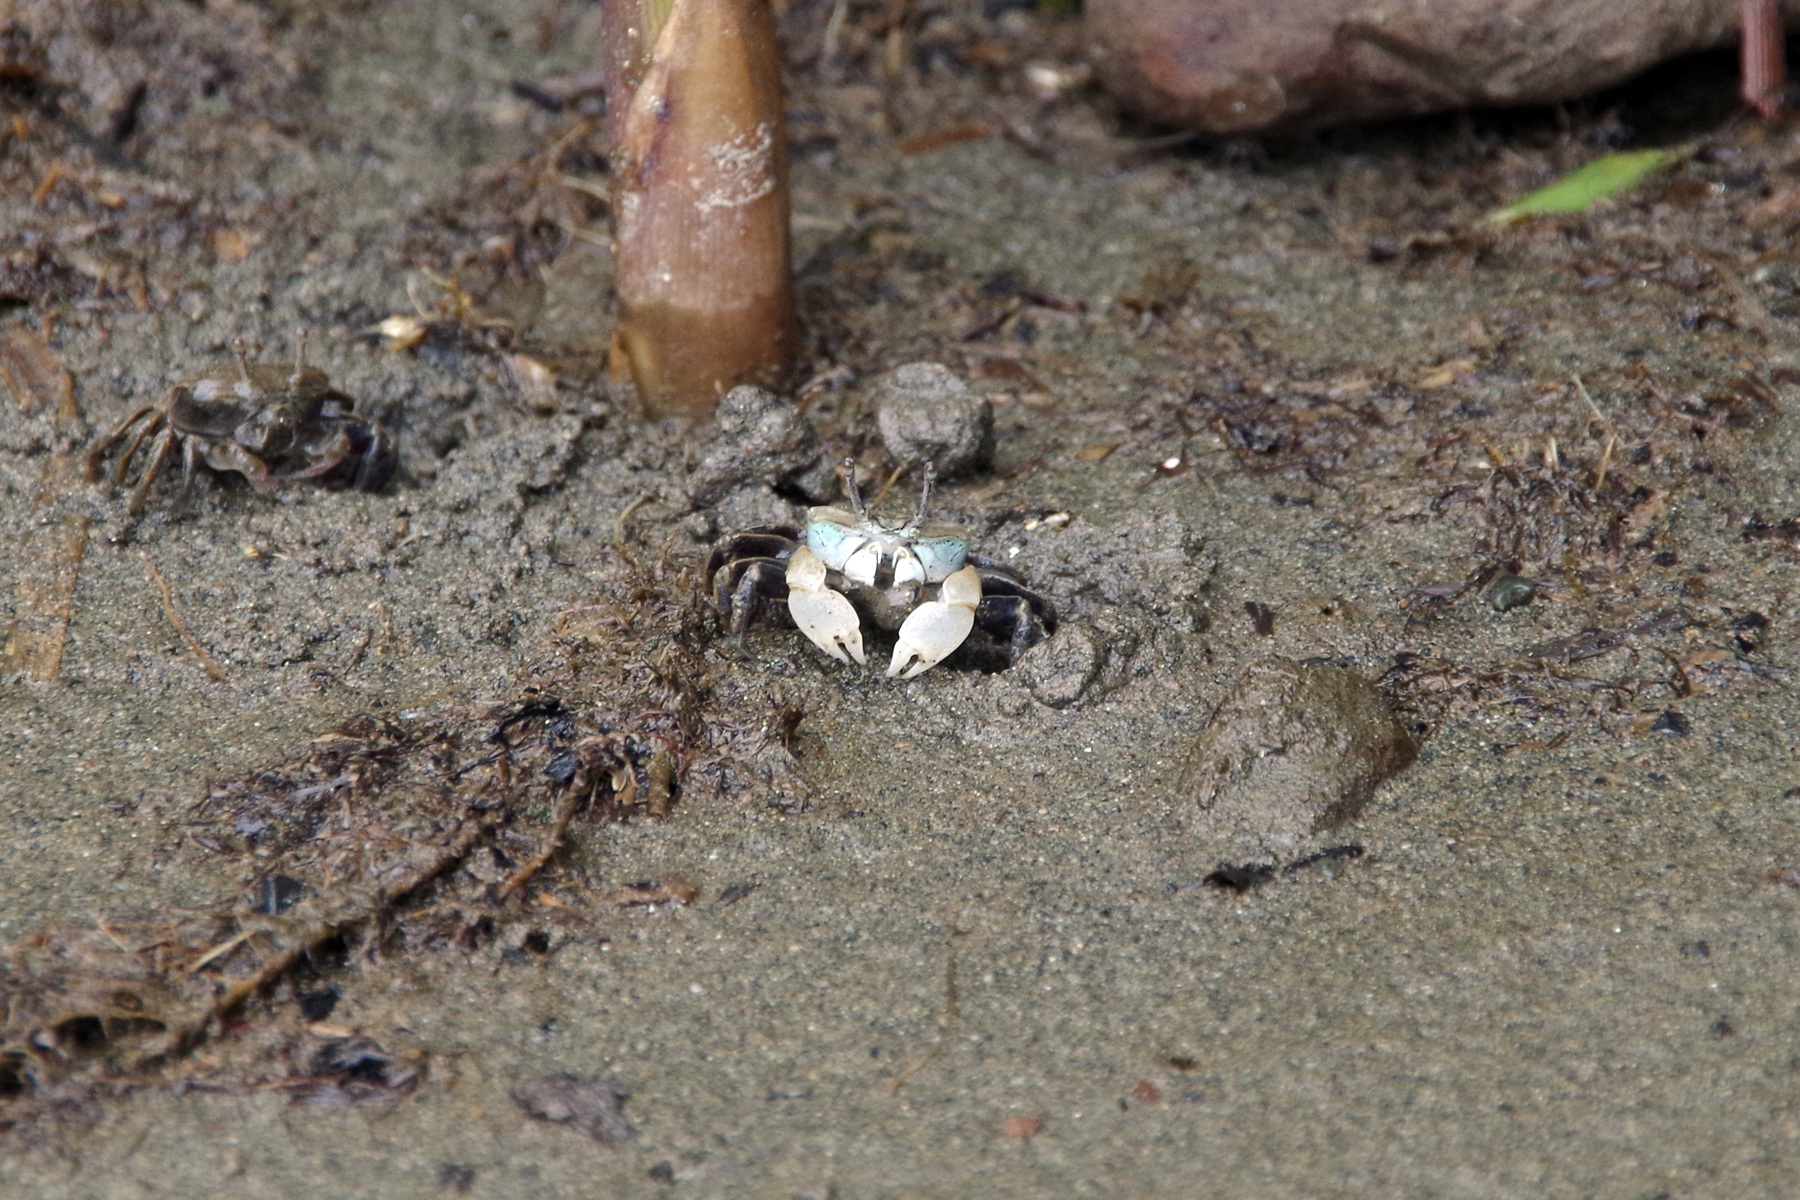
[4,5,1799,1197]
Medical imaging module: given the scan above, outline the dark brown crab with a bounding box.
[92,331,397,517]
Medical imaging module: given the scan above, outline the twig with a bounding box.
[340,626,374,675]
[93,911,133,955]
[183,929,254,975]
[142,551,228,682]
[1592,433,1617,494]
[496,785,585,899]
[888,1042,944,1093]
[612,493,653,570]
[868,462,909,511]
[889,947,959,1093]
[819,0,849,69]
[1572,375,1609,431]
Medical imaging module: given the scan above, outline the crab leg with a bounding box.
[125,426,178,516]
[785,545,866,666]
[888,564,981,679]
[104,406,162,486]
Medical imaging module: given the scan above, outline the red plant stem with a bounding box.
[1742,0,1786,118]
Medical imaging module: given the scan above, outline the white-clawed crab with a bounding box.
[706,459,1057,678]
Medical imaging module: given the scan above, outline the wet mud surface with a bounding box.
[6,3,1800,1197]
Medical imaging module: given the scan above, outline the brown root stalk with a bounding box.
[1742,0,1787,118]
[610,0,796,420]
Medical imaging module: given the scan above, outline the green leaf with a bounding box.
[1488,149,1679,224]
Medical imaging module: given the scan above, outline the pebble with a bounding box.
[875,362,993,479]
[1013,617,1140,708]
[687,386,831,506]
[1485,574,1537,612]
[1016,623,1103,708]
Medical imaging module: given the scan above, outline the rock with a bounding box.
[875,362,993,479]
[1178,659,1416,846]
[1485,574,1538,612]
[1087,0,1751,136]
[687,386,830,506]
[1016,623,1103,708]
[511,1074,637,1144]
[1013,618,1141,708]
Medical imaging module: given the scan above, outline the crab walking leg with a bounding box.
[889,564,981,679]
[785,545,866,665]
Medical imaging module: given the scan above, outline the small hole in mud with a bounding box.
[53,1015,167,1058]
[298,986,340,1023]
[0,1054,30,1098]
[460,916,498,951]
[306,933,352,973]
[55,1016,108,1053]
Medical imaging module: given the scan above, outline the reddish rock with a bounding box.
[1088,0,1761,135]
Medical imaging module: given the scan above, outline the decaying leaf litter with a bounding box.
[6,1,1800,1194]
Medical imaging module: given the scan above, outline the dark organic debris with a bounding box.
[296,986,339,1023]
[1281,844,1367,876]
[1730,611,1770,654]
[1,551,805,1145]
[1244,600,1276,637]
[716,881,759,904]
[288,1036,422,1106]
[1649,710,1692,737]
[438,1164,477,1194]
[511,1074,638,1144]
[1179,845,1365,894]
[1743,514,1800,543]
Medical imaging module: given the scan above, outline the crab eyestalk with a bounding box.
[839,455,867,518]
[609,0,796,421]
[909,462,937,529]
[288,327,310,389]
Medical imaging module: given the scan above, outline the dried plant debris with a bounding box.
[0,1,319,308]
[511,1074,638,1145]
[1171,352,1800,743]
[0,558,804,1145]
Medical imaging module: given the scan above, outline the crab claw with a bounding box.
[785,545,866,666]
[888,565,981,679]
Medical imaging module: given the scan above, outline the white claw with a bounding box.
[786,546,866,665]
[887,565,981,679]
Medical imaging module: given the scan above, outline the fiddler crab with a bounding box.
[707,459,1057,678]
[92,330,397,517]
